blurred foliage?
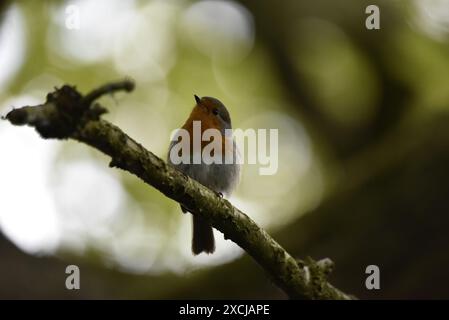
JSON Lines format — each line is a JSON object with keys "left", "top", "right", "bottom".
{"left": 1, "top": 0, "right": 449, "bottom": 298}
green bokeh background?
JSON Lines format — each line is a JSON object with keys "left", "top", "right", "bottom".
{"left": 1, "top": 0, "right": 449, "bottom": 299}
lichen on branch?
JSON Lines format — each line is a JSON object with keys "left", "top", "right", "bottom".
{"left": 3, "top": 80, "right": 353, "bottom": 300}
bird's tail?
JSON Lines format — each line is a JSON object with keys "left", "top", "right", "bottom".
{"left": 192, "top": 214, "right": 215, "bottom": 255}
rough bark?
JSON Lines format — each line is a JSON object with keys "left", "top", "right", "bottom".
{"left": 3, "top": 80, "right": 353, "bottom": 300}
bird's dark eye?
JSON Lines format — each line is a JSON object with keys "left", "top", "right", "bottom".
{"left": 212, "top": 108, "right": 219, "bottom": 116}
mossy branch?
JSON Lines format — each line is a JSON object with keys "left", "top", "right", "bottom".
{"left": 3, "top": 80, "right": 353, "bottom": 300}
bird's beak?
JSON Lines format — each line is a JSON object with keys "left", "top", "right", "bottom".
{"left": 194, "top": 94, "right": 201, "bottom": 105}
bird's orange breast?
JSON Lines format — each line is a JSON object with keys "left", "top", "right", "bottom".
{"left": 181, "top": 106, "right": 228, "bottom": 154}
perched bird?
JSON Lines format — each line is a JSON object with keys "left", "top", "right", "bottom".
{"left": 168, "top": 95, "right": 240, "bottom": 255}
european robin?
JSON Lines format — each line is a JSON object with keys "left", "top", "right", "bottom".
{"left": 168, "top": 95, "right": 240, "bottom": 255}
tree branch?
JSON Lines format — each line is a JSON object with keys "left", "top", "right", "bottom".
{"left": 3, "top": 80, "right": 353, "bottom": 300}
